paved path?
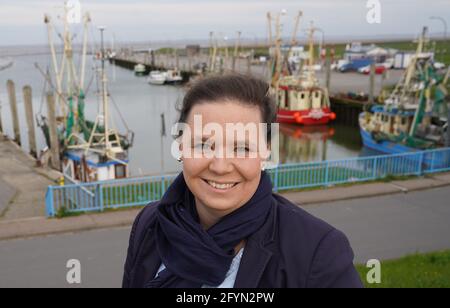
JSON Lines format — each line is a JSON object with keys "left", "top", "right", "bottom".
{"left": 305, "top": 186, "right": 450, "bottom": 263}
{"left": 0, "top": 186, "right": 449, "bottom": 288}
{"left": 0, "top": 136, "right": 58, "bottom": 220}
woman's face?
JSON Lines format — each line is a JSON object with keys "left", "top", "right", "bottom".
{"left": 181, "top": 100, "right": 269, "bottom": 217}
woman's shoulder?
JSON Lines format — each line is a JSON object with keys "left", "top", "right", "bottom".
{"left": 129, "top": 202, "right": 160, "bottom": 245}
{"left": 133, "top": 202, "right": 160, "bottom": 230}
{"left": 271, "top": 193, "right": 354, "bottom": 264}
{"left": 270, "top": 193, "right": 362, "bottom": 287}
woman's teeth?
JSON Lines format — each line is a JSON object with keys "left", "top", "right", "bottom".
{"left": 206, "top": 180, "right": 237, "bottom": 190}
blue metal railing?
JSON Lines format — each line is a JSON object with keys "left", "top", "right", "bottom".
{"left": 45, "top": 147, "right": 450, "bottom": 217}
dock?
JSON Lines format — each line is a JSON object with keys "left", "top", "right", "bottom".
{"left": 0, "top": 135, "right": 60, "bottom": 220}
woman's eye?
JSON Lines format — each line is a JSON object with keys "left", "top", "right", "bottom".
{"left": 194, "top": 143, "right": 213, "bottom": 150}
{"left": 235, "top": 146, "right": 250, "bottom": 153}
{"left": 194, "top": 143, "right": 206, "bottom": 150}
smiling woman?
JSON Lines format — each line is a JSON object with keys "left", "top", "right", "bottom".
{"left": 122, "top": 74, "right": 363, "bottom": 288}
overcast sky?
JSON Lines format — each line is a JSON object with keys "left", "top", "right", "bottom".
{"left": 0, "top": 0, "right": 449, "bottom": 46}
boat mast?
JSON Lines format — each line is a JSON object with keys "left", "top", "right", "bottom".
{"left": 44, "top": 14, "right": 65, "bottom": 118}
{"left": 270, "top": 11, "right": 283, "bottom": 99}
{"left": 402, "top": 27, "right": 427, "bottom": 98}
{"left": 287, "top": 11, "right": 303, "bottom": 64}
{"left": 99, "top": 27, "right": 111, "bottom": 154}
{"left": 307, "top": 22, "right": 316, "bottom": 87}
{"left": 388, "top": 27, "right": 428, "bottom": 108}
{"left": 79, "top": 13, "right": 91, "bottom": 91}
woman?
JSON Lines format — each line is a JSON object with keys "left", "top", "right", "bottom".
{"left": 122, "top": 74, "right": 363, "bottom": 288}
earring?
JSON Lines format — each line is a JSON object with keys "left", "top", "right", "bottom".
{"left": 177, "top": 157, "right": 183, "bottom": 163}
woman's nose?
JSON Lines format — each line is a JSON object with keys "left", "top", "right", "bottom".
{"left": 208, "top": 157, "right": 234, "bottom": 175}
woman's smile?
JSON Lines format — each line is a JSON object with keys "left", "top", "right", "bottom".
{"left": 201, "top": 178, "right": 241, "bottom": 193}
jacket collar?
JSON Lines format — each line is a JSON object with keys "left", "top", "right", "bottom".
{"left": 234, "top": 196, "right": 278, "bottom": 288}
{"left": 132, "top": 196, "right": 278, "bottom": 288}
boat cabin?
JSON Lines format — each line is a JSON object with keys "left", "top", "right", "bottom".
{"left": 278, "top": 86, "right": 327, "bottom": 111}
{"left": 63, "top": 150, "right": 129, "bottom": 183}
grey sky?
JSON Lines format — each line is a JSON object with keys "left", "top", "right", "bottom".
{"left": 0, "top": 0, "right": 449, "bottom": 46}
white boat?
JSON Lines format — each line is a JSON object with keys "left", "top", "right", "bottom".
{"left": 134, "top": 63, "right": 146, "bottom": 75}
{"left": 147, "top": 71, "right": 166, "bottom": 85}
{"left": 165, "top": 69, "right": 183, "bottom": 84}
{"left": 147, "top": 69, "right": 183, "bottom": 85}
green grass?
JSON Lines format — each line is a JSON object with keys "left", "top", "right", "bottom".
{"left": 155, "top": 47, "right": 176, "bottom": 55}
{"left": 356, "top": 250, "right": 450, "bottom": 288}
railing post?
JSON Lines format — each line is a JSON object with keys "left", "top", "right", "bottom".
{"left": 417, "top": 151, "right": 425, "bottom": 175}
{"left": 372, "top": 156, "right": 378, "bottom": 180}
{"left": 324, "top": 161, "right": 329, "bottom": 186}
{"left": 447, "top": 148, "right": 450, "bottom": 170}
{"left": 98, "top": 183, "right": 104, "bottom": 212}
{"left": 45, "top": 186, "right": 55, "bottom": 217}
{"left": 273, "top": 166, "right": 279, "bottom": 193}
{"left": 161, "top": 176, "right": 166, "bottom": 196}
{"left": 430, "top": 150, "right": 436, "bottom": 173}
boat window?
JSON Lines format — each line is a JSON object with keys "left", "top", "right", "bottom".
{"left": 286, "top": 90, "right": 290, "bottom": 109}
{"left": 115, "top": 165, "right": 126, "bottom": 179}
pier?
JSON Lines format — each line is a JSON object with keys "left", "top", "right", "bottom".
{"left": 0, "top": 135, "right": 59, "bottom": 220}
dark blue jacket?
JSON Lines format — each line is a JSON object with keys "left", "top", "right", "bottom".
{"left": 122, "top": 193, "right": 363, "bottom": 288}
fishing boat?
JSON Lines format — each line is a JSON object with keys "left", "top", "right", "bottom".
{"left": 134, "top": 63, "right": 147, "bottom": 76}
{"left": 268, "top": 13, "right": 336, "bottom": 126}
{"left": 147, "top": 69, "right": 183, "bottom": 85}
{"left": 359, "top": 27, "right": 449, "bottom": 166}
{"left": 37, "top": 2, "right": 134, "bottom": 182}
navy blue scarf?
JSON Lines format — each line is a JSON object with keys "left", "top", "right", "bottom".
{"left": 146, "top": 171, "right": 273, "bottom": 288}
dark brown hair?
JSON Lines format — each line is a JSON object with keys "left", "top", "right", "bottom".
{"left": 176, "top": 74, "right": 277, "bottom": 139}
